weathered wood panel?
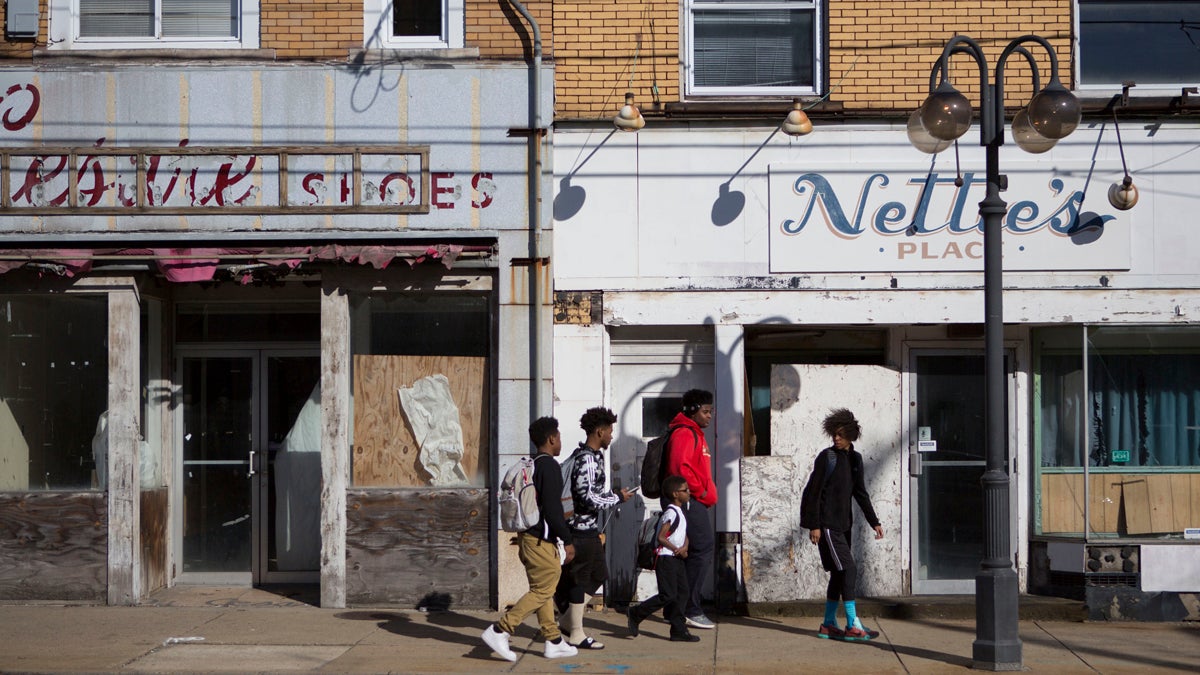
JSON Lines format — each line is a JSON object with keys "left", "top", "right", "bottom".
{"left": 139, "top": 488, "right": 168, "bottom": 595}
{"left": 345, "top": 489, "right": 488, "bottom": 608}
{"left": 0, "top": 493, "right": 106, "bottom": 601}
{"left": 321, "top": 278, "right": 350, "bottom": 609}
{"left": 1042, "top": 472, "right": 1200, "bottom": 535}
{"left": 108, "top": 288, "right": 140, "bottom": 605}
{"left": 1041, "top": 473, "right": 1084, "bottom": 534}
{"left": 352, "top": 355, "right": 487, "bottom": 487}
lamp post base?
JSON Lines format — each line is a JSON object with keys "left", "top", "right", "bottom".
{"left": 972, "top": 567, "right": 1022, "bottom": 671}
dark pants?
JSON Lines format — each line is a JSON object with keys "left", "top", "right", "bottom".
{"left": 555, "top": 533, "right": 607, "bottom": 604}
{"left": 683, "top": 500, "right": 714, "bottom": 618}
{"left": 818, "top": 528, "right": 857, "bottom": 602}
{"left": 631, "top": 555, "right": 689, "bottom": 637}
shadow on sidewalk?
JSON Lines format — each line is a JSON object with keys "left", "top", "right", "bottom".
{"left": 334, "top": 609, "right": 507, "bottom": 662}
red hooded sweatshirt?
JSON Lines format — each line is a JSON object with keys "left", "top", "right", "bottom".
{"left": 664, "top": 411, "right": 717, "bottom": 507}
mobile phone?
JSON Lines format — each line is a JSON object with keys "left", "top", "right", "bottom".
{"left": 627, "top": 486, "right": 640, "bottom": 493}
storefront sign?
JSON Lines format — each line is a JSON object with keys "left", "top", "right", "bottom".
{"left": 768, "top": 163, "right": 1132, "bottom": 272}
{"left": 0, "top": 144, "right": 436, "bottom": 215}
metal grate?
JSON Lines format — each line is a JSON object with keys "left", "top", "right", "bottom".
{"left": 1085, "top": 573, "right": 1139, "bottom": 588}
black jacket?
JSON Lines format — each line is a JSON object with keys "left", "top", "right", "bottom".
{"left": 527, "top": 453, "right": 573, "bottom": 545}
{"left": 800, "top": 445, "right": 880, "bottom": 532}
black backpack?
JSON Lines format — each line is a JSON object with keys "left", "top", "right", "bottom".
{"left": 636, "top": 507, "right": 681, "bottom": 570}
{"left": 640, "top": 426, "right": 697, "bottom": 499}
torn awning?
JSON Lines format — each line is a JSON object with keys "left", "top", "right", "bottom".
{"left": 0, "top": 243, "right": 488, "bottom": 282}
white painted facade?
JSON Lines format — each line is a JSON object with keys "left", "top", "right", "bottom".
{"left": 551, "top": 119, "right": 1200, "bottom": 611}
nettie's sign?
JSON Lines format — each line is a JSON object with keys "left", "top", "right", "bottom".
{"left": 768, "top": 163, "right": 1131, "bottom": 272}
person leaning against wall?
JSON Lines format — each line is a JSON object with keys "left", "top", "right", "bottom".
{"left": 664, "top": 388, "right": 717, "bottom": 630}
{"left": 481, "top": 417, "right": 579, "bottom": 662}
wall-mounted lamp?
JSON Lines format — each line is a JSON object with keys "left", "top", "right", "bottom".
{"left": 1107, "top": 102, "right": 1138, "bottom": 210}
{"left": 613, "top": 92, "right": 645, "bottom": 132}
{"left": 781, "top": 98, "right": 813, "bottom": 136}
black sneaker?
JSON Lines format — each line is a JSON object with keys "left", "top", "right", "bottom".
{"left": 626, "top": 607, "right": 641, "bottom": 638}
{"left": 670, "top": 631, "right": 701, "bottom": 642}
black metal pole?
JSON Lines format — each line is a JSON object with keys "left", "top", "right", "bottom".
{"left": 973, "top": 78, "right": 1022, "bottom": 671}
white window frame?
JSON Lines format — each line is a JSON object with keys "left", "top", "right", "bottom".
{"left": 364, "top": 0, "right": 464, "bottom": 51}
{"left": 1074, "top": 0, "right": 1200, "bottom": 95}
{"left": 684, "top": 0, "right": 822, "bottom": 98}
{"left": 47, "top": 0, "right": 261, "bottom": 50}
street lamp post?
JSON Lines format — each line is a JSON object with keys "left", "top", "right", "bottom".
{"left": 907, "top": 36, "right": 1081, "bottom": 672}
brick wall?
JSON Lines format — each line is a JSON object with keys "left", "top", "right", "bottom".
{"left": 261, "top": 1, "right": 362, "bottom": 59}
{"left": 469, "top": 0, "right": 551, "bottom": 60}
{"left": 549, "top": 0, "right": 1075, "bottom": 120}
{"left": 552, "top": 0, "right": 678, "bottom": 121}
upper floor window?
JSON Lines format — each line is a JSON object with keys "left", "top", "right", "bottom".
{"left": 48, "top": 0, "right": 260, "bottom": 49}
{"left": 364, "top": 0, "right": 464, "bottom": 50}
{"left": 1078, "top": 0, "right": 1200, "bottom": 89}
{"left": 685, "top": 0, "right": 821, "bottom": 97}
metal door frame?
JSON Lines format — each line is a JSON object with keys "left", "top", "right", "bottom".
{"left": 173, "top": 344, "right": 319, "bottom": 586}
{"left": 906, "top": 346, "right": 1018, "bottom": 594}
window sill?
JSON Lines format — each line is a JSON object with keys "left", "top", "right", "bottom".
{"left": 32, "top": 48, "right": 278, "bottom": 61}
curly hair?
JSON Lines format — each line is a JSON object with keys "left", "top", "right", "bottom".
{"left": 529, "top": 416, "right": 559, "bottom": 448}
{"left": 579, "top": 406, "right": 618, "bottom": 435}
{"left": 822, "top": 408, "right": 860, "bottom": 442}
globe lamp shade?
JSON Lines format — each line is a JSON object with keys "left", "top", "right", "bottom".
{"left": 1011, "top": 109, "right": 1057, "bottom": 154}
{"left": 1026, "top": 82, "right": 1081, "bottom": 140}
{"left": 919, "top": 82, "right": 973, "bottom": 141}
{"left": 907, "top": 108, "right": 952, "bottom": 154}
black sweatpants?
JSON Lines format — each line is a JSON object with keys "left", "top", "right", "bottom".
{"left": 683, "top": 500, "right": 714, "bottom": 618}
{"left": 631, "top": 555, "right": 689, "bottom": 637}
{"left": 817, "top": 527, "right": 858, "bottom": 602}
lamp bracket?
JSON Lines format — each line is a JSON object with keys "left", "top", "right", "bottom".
{"left": 1120, "top": 81, "right": 1136, "bottom": 108}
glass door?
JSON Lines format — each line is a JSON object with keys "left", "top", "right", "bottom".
{"left": 909, "top": 350, "right": 1015, "bottom": 593}
{"left": 180, "top": 354, "right": 256, "bottom": 583}
{"left": 177, "top": 349, "right": 320, "bottom": 584}
{"left": 259, "top": 351, "right": 321, "bottom": 583}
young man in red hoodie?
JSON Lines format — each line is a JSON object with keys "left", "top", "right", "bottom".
{"left": 664, "top": 388, "right": 717, "bottom": 630}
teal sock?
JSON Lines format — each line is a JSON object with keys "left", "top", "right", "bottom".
{"left": 844, "top": 601, "right": 858, "bottom": 629}
{"left": 824, "top": 601, "right": 838, "bottom": 626}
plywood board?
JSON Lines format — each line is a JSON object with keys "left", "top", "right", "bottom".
{"left": 352, "top": 355, "right": 487, "bottom": 487}
{"left": 1148, "top": 474, "right": 1177, "bottom": 534}
{"left": 345, "top": 489, "right": 488, "bottom": 607}
{"left": 1089, "top": 473, "right": 1122, "bottom": 535}
{"left": 1041, "top": 473, "right": 1084, "bottom": 534}
{"left": 0, "top": 493, "right": 106, "bottom": 601}
{"left": 1122, "top": 476, "right": 1153, "bottom": 535}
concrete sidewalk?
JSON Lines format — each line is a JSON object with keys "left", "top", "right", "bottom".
{"left": 1, "top": 589, "right": 1197, "bottom": 673}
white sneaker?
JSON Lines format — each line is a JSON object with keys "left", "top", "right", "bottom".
{"left": 544, "top": 639, "right": 578, "bottom": 659}
{"left": 481, "top": 625, "right": 517, "bottom": 662}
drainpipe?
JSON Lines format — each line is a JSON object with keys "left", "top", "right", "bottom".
{"left": 506, "top": 0, "right": 544, "bottom": 418}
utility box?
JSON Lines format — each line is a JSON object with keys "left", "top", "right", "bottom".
{"left": 6, "top": 0, "right": 39, "bottom": 39}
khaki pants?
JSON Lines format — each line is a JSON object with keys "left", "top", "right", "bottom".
{"left": 498, "top": 532, "right": 562, "bottom": 640}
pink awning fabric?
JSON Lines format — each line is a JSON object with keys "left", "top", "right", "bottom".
{"left": 0, "top": 243, "right": 474, "bottom": 282}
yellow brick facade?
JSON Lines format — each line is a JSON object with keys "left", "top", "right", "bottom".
{"left": 0, "top": 1, "right": 1073, "bottom": 115}
{"left": 549, "top": 0, "right": 1075, "bottom": 120}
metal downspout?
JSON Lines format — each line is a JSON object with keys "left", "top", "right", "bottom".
{"left": 506, "top": 0, "right": 544, "bottom": 418}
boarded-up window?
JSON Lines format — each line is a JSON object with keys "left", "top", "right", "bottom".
{"left": 350, "top": 294, "right": 489, "bottom": 487}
